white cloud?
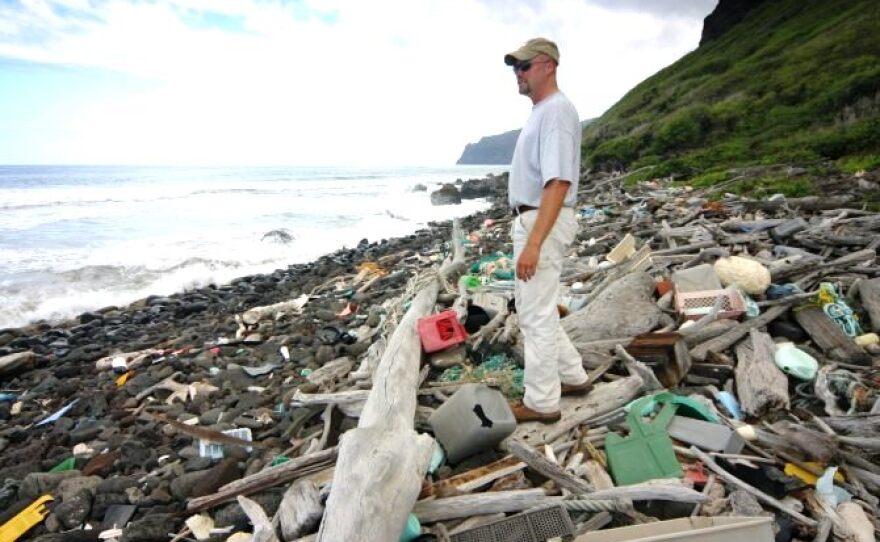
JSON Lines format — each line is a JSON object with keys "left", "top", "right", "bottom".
{"left": 0, "top": 0, "right": 714, "bottom": 165}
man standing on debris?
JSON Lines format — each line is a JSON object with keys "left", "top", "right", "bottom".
{"left": 504, "top": 38, "right": 591, "bottom": 423}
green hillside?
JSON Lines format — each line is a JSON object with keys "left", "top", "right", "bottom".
{"left": 582, "top": 0, "right": 880, "bottom": 185}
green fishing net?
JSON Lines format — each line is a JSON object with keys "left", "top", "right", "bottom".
{"left": 439, "top": 353, "right": 524, "bottom": 399}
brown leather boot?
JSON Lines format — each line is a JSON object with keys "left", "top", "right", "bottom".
{"left": 510, "top": 402, "right": 561, "bottom": 424}
{"left": 561, "top": 379, "right": 593, "bottom": 396}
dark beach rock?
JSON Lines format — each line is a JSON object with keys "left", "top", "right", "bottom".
{"left": 412, "top": 183, "right": 427, "bottom": 191}
{"left": 189, "top": 458, "right": 240, "bottom": 497}
{"left": 97, "top": 477, "right": 138, "bottom": 495}
{"left": 79, "top": 312, "right": 104, "bottom": 325}
{"left": 70, "top": 420, "right": 104, "bottom": 444}
{"left": 169, "top": 470, "right": 209, "bottom": 500}
{"left": 430, "top": 183, "right": 462, "bottom": 206}
{"left": 19, "top": 471, "right": 82, "bottom": 500}
{"left": 262, "top": 229, "right": 295, "bottom": 243}
{"left": 33, "top": 532, "right": 99, "bottom": 542}
{"left": 57, "top": 475, "right": 101, "bottom": 501}
{"left": 55, "top": 489, "right": 92, "bottom": 528}
{"left": 120, "top": 514, "right": 178, "bottom": 542}
{"left": 119, "top": 440, "right": 157, "bottom": 469}
{"left": 460, "top": 177, "right": 503, "bottom": 199}
{"left": 91, "top": 493, "right": 130, "bottom": 520}
{"left": 213, "top": 489, "right": 284, "bottom": 528}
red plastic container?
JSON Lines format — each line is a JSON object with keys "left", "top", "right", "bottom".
{"left": 417, "top": 310, "right": 468, "bottom": 353}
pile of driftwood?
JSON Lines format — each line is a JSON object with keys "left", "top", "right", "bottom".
{"left": 157, "top": 171, "right": 880, "bottom": 541}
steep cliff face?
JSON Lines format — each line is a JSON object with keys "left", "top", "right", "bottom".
{"left": 457, "top": 120, "right": 594, "bottom": 165}
{"left": 700, "top": 0, "right": 767, "bottom": 45}
{"left": 582, "top": 0, "right": 880, "bottom": 178}
{"left": 456, "top": 128, "right": 520, "bottom": 165}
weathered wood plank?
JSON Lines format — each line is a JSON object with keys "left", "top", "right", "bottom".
{"left": 508, "top": 439, "right": 593, "bottom": 494}
{"left": 735, "top": 329, "right": 789, "bottom": 417}
{"left": 860, "top": 278, "right": 880, "bottom": 332}
{"left": 316, "top": 220, "right": 465, "bottom": 542}
{"left": 690, "top": 304, "right": 790, "bottom": 362}
{"left": 793, "top": 305, "right": 870, "bottom": 364}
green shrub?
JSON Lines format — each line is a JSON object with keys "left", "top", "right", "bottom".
{"left": 580, "top": 0, "right": 880, "bottom": 177}
{"left": 687, "top": 171, "right": 728, "bottom": 188}
{"left": 837, "top": 154, "right": 880, "bottom": 173}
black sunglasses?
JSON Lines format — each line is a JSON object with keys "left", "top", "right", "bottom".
{"left": 512, "top": 59, "right": 552, "bottom": 73}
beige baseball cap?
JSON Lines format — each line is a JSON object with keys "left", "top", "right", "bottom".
{"left": 504, "top": 37, "right": 560, "bottom": 66}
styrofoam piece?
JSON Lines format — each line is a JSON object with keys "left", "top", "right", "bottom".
{"left": 606, "top": 234, "right": 636, "bottom": 264}
{"left": 671, "top": 264, "right": 723, "bottom": 293}
{"left": 198, "top": 427, "right": 253, "bottom": 459}
{"left": 667, "top": 416, "right": 745, "bottom": 454}
{"left": 574, "top": 516, "right": 773, "bottom": 542}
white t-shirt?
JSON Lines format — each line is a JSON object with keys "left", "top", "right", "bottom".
{"left": 508, "top": 91, "right": 581, "bottom": 208}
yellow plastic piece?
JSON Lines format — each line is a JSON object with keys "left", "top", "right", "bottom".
{"left": 115, "top": 371, "right": 132, "bottom": 387}
{"left": 784, "top": 463, "right": 845, "bottom": 485}
{"left": 0, "top": 495, "right": 54, "bottom": 542}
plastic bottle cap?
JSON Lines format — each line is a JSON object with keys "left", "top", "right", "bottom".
{"left": 736, "top": 424, "right": 757, "bottom": 441}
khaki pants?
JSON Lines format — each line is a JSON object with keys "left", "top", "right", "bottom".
{"left": 513, "top": 207, "right": 587, "bottom": 413}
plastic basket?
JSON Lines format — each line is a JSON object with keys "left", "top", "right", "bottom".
{"left": 451, "top": 505, "right": 573, "bottom": 542}
{"left": 674, "top": 289, "right": 746, "bottom": 321}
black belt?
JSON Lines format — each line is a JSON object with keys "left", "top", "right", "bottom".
{"left": 511, "top": 204, "right": 538, "bottom": 216}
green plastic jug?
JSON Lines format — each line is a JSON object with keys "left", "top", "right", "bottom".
{"left": 606, "top": 395, "right": 683, "bottom": 486}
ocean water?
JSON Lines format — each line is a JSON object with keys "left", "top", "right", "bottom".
{"left": 0, "top": 165, "right": 506, "bottom": 329}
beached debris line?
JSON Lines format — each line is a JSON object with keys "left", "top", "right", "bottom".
{"left": 1, "top": 167, "right": 880, "bottom": 541}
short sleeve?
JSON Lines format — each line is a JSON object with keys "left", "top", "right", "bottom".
{"left": 540, "top": 127, "right": 577, "bottom": 185}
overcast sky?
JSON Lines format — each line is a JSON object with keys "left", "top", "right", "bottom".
{"left": 0, "top": 0, "right": 717, "bottom": 166}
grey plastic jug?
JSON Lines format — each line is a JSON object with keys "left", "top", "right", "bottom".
{"left": 428, "top": 383, "right": 516, "bottom": 463}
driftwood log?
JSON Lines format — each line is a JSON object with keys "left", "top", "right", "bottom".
{"left": 507, "top": 439, "right": 593, "bottom": 494}
{"left": 860, "top": 278, "right": 880, "bottom": 332}
{"left": 734, "top": 329, "right": 789, "bottom": 417}
{"left": 187, "top": 447, "right": 338, "bottom": 511}
{"left": 0, "top": 350, "right": 36, "bottom": 377}
{"left": 413, "top": 489, "right": 555, "bottom": 523}
{"left": 277, "top": 481, "right": 322, "bottom": 541}
{"left": 691, "top": 447, "right": 817, "bottom": 527}
{"left": 690, "top": 304, "right": 791, "bottom": 361}
{"left": 316, "top": 221, "right": 465, "bottom": 542}
{"left": 562, "top": 272, "right": 662, "bottom": 347}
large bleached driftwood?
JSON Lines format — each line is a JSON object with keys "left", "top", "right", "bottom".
{"left": 316, "top": 220, "right": 465, "bottom": 542}
{"left": 735, "top": 329, "right": 790, "bottom": 417}
{"left": 562, "top": 272, "right": 662, "bottom": 347}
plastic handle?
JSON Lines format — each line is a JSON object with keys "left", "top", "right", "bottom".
{"left": 472, "top": 405, "right": 493, "bottom": 428}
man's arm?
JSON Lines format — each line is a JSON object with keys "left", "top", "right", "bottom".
{"left": 516, "top": 179, "right": 570, "bottom": 281}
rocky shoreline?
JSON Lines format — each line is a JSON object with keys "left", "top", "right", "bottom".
{"left": 0, "top": 173, "right": 510, "bottom": 541}
{"left": 3, "top": 166, "right": 880, "bottom": 541}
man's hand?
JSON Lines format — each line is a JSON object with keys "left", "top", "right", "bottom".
{"left": 517, "top": 244, "right": 540, "bottom": 281}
